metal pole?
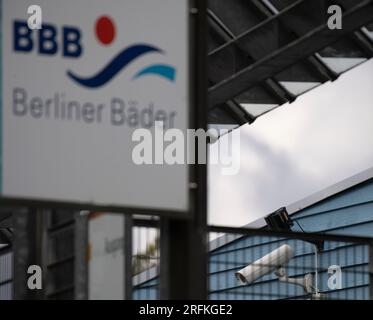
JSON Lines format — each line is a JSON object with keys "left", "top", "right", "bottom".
{"left": 314, "top": 245, "right": 319, "bottom": 295}
{"left": 13, "top": 208, "right": 45, "bottom": 300}
{"left": 369, "top": 240, "right": 373, "bottom": 300}
{"left": 160, "top": 0, "right": 207, "bottom": 300}
{"left": 124, "top": 215, "right": 133, "bottom": 300}
{"left": 74, "top": 211, "right": 88, "bottom": 300}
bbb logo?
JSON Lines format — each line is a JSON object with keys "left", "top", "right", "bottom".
{"left": 13, "top": 16, "right": 176, "bottom": 88}
{"left": 13, "top": 20, "right": 82, "bottom": 57}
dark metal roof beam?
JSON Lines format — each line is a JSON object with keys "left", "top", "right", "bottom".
{"left": 207, "top": 9, "right": 235, "bottom": 40}
{"left": 208, "top": 5, "right": 295, "bottom": 108}
{"left": 209, "top": 0, "right": 305, "bottom": 58}
{"left": 223, "top": 100, "right": 256, "bottom": 124}
{"left": 255, "top": 0, "right": 338, "bottom": 81}
{"left": 351, "top": 31, "right": 373, "bottom": 57}
{"left": 207, "top": 9, "right": 262, "bottom": 122}
{"left": 209, "top": 0, "right": 373, "bottom": 107}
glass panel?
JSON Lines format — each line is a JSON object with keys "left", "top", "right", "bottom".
{"left": 318, "top": 57, "right": 367, "bottom": 74}
{"left": 240, "top": 103, "right": 278, "bottom": 117}
{"left": 317, "top": 38, "right": 368, "bottom": 74}
{"left": 279, "top": 81, "right": 320, "bottom": 96}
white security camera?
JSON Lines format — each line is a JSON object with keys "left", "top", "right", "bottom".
{"left": 235, "top": 244, "right": 294, "bottom": 285}
{"left": 235, "top": 244, "right": 314, "bottom": 295}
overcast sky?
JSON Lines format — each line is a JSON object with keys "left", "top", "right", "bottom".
{"left": 208, "top": 59, "right": 373, "bottom": 227}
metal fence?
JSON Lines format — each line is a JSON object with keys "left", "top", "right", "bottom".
{"left": 2, "top": 211, "right": 373, "bottom": 300}
{"left": 0, "top": 244, "right": 12, "bottom": 300}
{"left": 44, "top": 210, "right": 76, "bottom": 299}
{"left": 131, "top": 223, "right": 373, "bottom": 300}
{"left": 132, "top": 219, "right": 160, "bottom": 300}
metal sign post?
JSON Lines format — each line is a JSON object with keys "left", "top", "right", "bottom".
{"left": 12, "top": 208, "right": 45, "bottom": 300}
{"left": 160, "top": 0, "right": 208, "bottom": 299}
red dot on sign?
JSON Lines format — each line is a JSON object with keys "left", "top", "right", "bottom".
{"left": 95, "top": 16, "right": 116, "bottom": 45}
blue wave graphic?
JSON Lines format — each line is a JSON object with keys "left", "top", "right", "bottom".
{"left": 133, "top": 64, "right": 176, "bottom": 82}
{"left": 67, "top": 44, "right": 162, "bottom": 88}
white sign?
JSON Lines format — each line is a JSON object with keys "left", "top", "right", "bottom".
{"left": 88, "top": 213, "right": 124, "bottom": 300}
{"left": 1, "top": 0, "right": 190, "bottom": 212}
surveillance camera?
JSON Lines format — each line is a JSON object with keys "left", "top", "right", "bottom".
{"left": 235, "top": 244, "right": 294, "bottom": 285}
